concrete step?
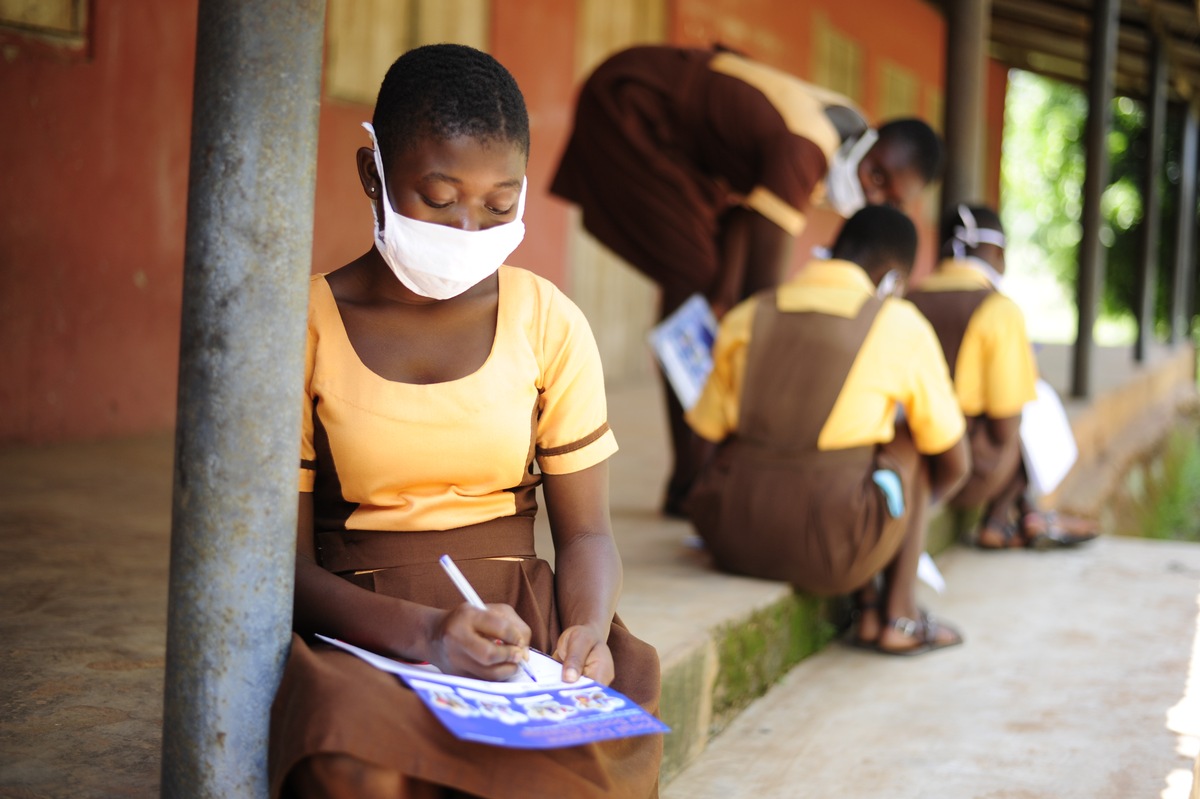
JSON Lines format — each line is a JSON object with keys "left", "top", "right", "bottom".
{"left": 661, "top": 536, "right": 1200, "bottom": 799}
{"left": 539, "top": 381, "right": 962, "bottom": 783}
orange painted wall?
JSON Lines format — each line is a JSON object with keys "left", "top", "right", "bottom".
{"left": 1, "top": 0, "right": 980, "bottom": 444}
{"left": 0, "top": 1, "right": 195, "bottom": 444}
{"left": 0, "top": 0, "right": 581, "bottom": 445}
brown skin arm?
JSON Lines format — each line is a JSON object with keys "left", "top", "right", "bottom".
{"left": 985, "top": 414, "right": 1022, "bottom": 449}
{"left": 927, "top": 435, "right": 971, "bottom": 504}
{"left": 710, "top": 208, "right": 794, "bottom": 316}
{"left": 292, "top": 493, "right": 532, "bottom": 680}
{"left": 542, "top": 461, "right": 621, "bottom": 686}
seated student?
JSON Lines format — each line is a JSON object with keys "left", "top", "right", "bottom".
{"left": 550, "top": 43, "right": 946, "bottom": 518}
{"left": 905, "top": 205, "right": 1097, "bottom": 549}
{"left": 269, "top": 45, "right": 662, "bottom": 798}
{"left": 684, "top": 206, "right": 970, "bottom": 655}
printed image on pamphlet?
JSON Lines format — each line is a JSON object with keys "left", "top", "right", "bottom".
{"left": 316, "top": 635, "right": 669, "bottom": 750}
{"left": 648, "top": 293, "right": 718, "bottom": 411}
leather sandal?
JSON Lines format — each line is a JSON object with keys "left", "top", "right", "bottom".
{"left": 1022, "top": 511, "right": 1098, "bottom": 549}
{"left": 875, "top": 611, "right": 964, "bottom": 657}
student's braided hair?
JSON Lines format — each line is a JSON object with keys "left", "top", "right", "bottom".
{"left": 877, "top": 118, "right": 944, "bottom": 183}
{"left": 831, "top": 205, "right": 918, "bottom": 275}
{"left": 372, "top": 44, "right": 530, "bottom": 168}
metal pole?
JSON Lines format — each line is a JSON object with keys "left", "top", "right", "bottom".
{"left": 161, "top": 1, "right": 326, "bottom": 797}
{"left": 941, "top": 0, "right": 992, "bottom": 208}
{"left": 1135, "top": 37, "right": 1167, "bottom": 362}
{"left": 1170, "top": 103, "right": 1198, "bottom": 344}
{"left": 1072, "top": 0, "right": 1120, "bottom": 398}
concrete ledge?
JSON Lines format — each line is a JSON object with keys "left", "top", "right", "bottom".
{"left": 3, "top": 346, "right": 1195, "bottom": 793}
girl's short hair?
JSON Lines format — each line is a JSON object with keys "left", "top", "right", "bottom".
{"left": 372, "top": 44, "right": 530, "bottom": 168}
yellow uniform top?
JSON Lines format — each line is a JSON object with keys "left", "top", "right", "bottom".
{"left": 299, "top": 266, "right": 618, "bottom": 532}
{"left": 918, "top": 260, "right": 1039, "bottom": 418}
{"left": 686, "top": 259, "right": 965, "bottom": 456}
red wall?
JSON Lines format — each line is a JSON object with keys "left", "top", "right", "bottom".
{"left": 1, "top": 0, "right": 974, "bottom": 444}
{"left": 0, "top": 0, "right": 583, "bottom": 445}
{"left": 0, "top": 1, "right": 196, "bottom": 444}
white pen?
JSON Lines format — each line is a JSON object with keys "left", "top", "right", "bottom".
{"left": 438, "top": 554, "right": 537, "bottom": 682}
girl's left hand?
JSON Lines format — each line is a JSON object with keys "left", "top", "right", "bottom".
{"left": 553, "top": 624, "right": 614, "bottom": 686}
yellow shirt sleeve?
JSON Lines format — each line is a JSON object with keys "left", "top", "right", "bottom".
{"left": 299, "top": 285, "right": 319, "bottom": 493}
{"left": 955, "top": 294, "right": 1039, "bottom": 419}
{"left": 685, "top": 297, "right": 758, "bottom": 442}
{"left": 534, "top": 284, "right": 619, "bottom": 475}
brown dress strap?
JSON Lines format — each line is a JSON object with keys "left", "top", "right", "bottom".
{"left": 315, "top": 516, "right": 536, "bottom": 576}
{"left": 737, "top": 290, "right": 884, "bottom": 456}
{"left": 906, "top": 288, "right": 992, "bottom": 380}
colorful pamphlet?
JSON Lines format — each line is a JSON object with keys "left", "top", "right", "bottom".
{"left": 315, "top": 634, "right": 669, "bottom": 750}
{"left": 648, "top": 293, "right": 718, "bottom": 411}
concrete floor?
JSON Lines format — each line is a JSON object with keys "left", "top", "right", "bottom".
{"left": 3, "top": 374, "right": 1200, "bottom": 797}
{"left": 663, "top": 536, "right": 1200, "bottom": 799}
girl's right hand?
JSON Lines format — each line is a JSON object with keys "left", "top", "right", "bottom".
{"left": 429, "top": 602, "right": 532, "bottom": 680}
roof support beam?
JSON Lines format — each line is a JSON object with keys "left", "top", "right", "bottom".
{"left": 1073, "top": 0, "right": 1121, "bottom": 398}
{"left": 943, "top": 0, "right": 993, "bottom": 208}
{"left": 1136, "top": 36, "right": 1169, "bottom": 360}
{"left": 1170, "top": 102, "right": 1199, "bottom": 343}
{"left": 160, "top": 0, "right": 326, "bottom": 795}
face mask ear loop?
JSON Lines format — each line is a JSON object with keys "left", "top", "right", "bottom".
{"left": 952, "top": 204, "right": 980, "bottom": 260}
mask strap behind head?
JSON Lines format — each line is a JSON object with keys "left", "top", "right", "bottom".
{"left": 951, "top": 203, "right": 1006, "bottom": 260}
{"left": 841, "top": 128, "right": 880, "bottom": 164}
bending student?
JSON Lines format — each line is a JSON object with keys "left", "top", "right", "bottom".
{"left": 684, "top": 206, "right": 970, "bottom": 656}
{"left": 270, "top": 45, "right": 662, "bottom": 798}
{"left": 906, "top": 204, "right": 1097, "bottom": 549}
{"left": 551, "top": 44, "right": 945, "bottom": 516}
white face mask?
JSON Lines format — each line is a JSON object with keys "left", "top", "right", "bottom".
{"left": 825, "top": 129, "right": 879, "bottom": 217}
{"left": 363, "top": 122, "right": 526, "bottom": 300}
{"left": 876, "top": 269, "right": 903, "bottom": 298}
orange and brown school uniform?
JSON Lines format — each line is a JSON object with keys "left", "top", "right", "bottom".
{"left": 684, "top": 259, "right": 965, "bottom": 595}
{"left": 269, "top": 267, "right": 662, "bottom": 799}
{"left": 550, "top": 45, "right": 864, "bottom": 302}
{"left": 905, "top": 259, "right": 1038, "bottom": 507}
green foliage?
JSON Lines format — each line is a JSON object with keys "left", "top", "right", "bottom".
{"left": 1000, "top": 70, "right": 1192, "bottom": 331}
{"left": 1123, "top": 423, "right": 1200, "bottom": 542}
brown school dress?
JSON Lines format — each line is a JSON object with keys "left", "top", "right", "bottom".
{"left": 270, "top": 518, "right": 662, "bottom": 799}
{"left": 271, "top": 270, "right": 662, "bottom": 798}
{"left": 906, "top": 285, "right": 1021, "bottom": 507}
{"left": 686, "top": 293, "right": 921, "bottom": 596}
{"left": 550, "top": 46, "right": 840, "bottom": 302}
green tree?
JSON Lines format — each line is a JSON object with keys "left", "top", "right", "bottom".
{"left": 1001, "top": 69, "right": 1194, "bottom": 334}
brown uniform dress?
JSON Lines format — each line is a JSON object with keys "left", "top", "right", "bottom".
{"left": 906, "top": 284, "right": 1023, "bottom": 508}
{"left": 686, "top": 293, "right": 921, "bottom": 595}
{"left": 550, "top": 45, "right": 856, "bottom": 302}
{"left": 270, "top": 271, "right": 662, "bottom": 798}
{"left": 271, "top": 519, "right": 661, "bottom": 799}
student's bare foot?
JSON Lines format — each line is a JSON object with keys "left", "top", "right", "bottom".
{"left": 849, "top": 582, "right": 884, "bottom": 646}
{"left": 875, "top": 612, "right": 962, "bottom": 656}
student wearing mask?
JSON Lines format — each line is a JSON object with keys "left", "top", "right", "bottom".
{"left": 906, "top": 205, "right": 1098, "bottom": 549}
{"left": 270, "top": 45, "right": 662, "bottom": 798}
{"left": 684, "top": 206, "right": 969, "bottom": 656}
{"left": 550, "top": 44, "right": 945, "bottom": 517}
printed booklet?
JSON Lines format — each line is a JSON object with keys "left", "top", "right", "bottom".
{"left": 648, "top": 293, "right": 718, "bottom": 411}
{"left": 315, "top": 634, "right": 669, "bottom": 750}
